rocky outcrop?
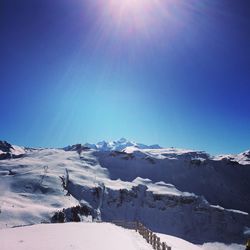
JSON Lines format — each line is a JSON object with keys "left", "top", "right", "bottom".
{"left": 0, "top": 140, "right": 25, "bottom": 160}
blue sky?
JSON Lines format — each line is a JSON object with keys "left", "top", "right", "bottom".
{"left": 1, "top": 0, "right": 250, "bottom": 155}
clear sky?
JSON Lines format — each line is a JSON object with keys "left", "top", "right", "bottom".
{"left": 1, "top": 0, "right": 250, "bottom": 155}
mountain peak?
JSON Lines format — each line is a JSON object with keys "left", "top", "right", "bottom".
{"left": 83, "top": 138, "right": 162, "bottom": 152}
{"left": 117, "top": 137, "right": 128, "bottom": 143}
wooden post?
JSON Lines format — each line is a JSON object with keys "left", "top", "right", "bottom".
{"left": 157, "top": 237, "right": 160, "bottom": 250}
{"left": 133, "top": 221, "right": 171, "bottom": 250}
{"left": 162, "top": 242, "right": 166, "bottom": 250}
{"left": 153, "top": 234, "right": 156, "bottom": 249}
{"left": 146, "top": 229, "right": 149, "bottom": 243}
{"left": 149, "top": 231, "right": 153, "bottom": 245}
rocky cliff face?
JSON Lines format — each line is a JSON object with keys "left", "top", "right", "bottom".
{"left": 96, "top": 149, "right": 250, "bottom": 214}
{"left": 65, "top": 181, "right": 250, "bottom": 244}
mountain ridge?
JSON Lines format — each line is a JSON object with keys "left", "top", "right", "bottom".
{"left": 0, "top": 139, "right": 250, "bottom": 243}
{"left": 82, "top": 138, "right": 162, "bottom": 151}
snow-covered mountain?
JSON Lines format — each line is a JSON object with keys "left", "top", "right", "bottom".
{"left": 96, "top": 146, "right": 250, "bottom": 214}
{"left": 214, "top": 150, "right": 250, "bottom": 165}
{"left": 0, "top": 140, "right": 25, "bottom": 160}
{"left": 0, "top": 140, "right": 250, "bottom": 244}
{"left": 80, "top": 138, "right": 162, "bottom": 151}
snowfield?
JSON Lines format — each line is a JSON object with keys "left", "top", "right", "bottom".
{"left": 1, "top": 222, "right": 153, "bottom": 250}
{"left": 0, "top": 222, "right": 244, "bottom": 250}
{"left": 0, "top": 138, "right": 250, "bottom": 246}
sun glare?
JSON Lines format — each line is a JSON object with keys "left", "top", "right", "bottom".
{"left": 101, "top": 0, "right": 183, "bottom": 38}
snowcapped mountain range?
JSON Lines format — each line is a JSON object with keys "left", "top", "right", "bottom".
{"left": 0, "top": 139, "right": 250, "bottom": 244}
{"left": 83, "top": 138, "right": 162, "bottom": 151}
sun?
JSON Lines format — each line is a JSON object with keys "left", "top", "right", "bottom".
{"left": 92, "top": 0, "right": 185, "bottom": 43}
{"left": 103, "top": 0, "right": 163, "bottom": 34}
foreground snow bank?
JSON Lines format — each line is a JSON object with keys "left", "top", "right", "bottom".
{"left": 0, "top": 222, "right": 245, "bottom": 250}
{"left": 158, "top": 233, "right": 202, "bottom": 250}
{"left": 201, "top": 242, "right": 244, "bottom": 250}
{"left": 158, "top": 233, "right": 244, "bottom": 250}
{"left": 1, "top": 222, "right": 152, "bottom": 250}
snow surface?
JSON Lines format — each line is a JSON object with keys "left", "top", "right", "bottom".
{"left": 1, "top": 140, "right": 250, "bottom": 244}
{"left": 214, "top": 150, "right": 250, "bottom": 165}
{"left": 1, "top": 148, "right": 197, "bottom": 228}
{"left": 133, "top": 177, "right": 194, "bottom": 196}
{"left": 123, "top": 146, "right": 210, "bottom": 160}
{"left": 201, "top": 242, "right": 244, "bottom": 250}
{"left": 0, "top": 222, "right": 153, "bottom": 250}
{"left": 10, "top": 145, "right": 25, "bottom": 156}
{"left": 158, "top": 233, "right": 244, "bottom": 250}
{"left": 0, "top": 222, "right": 244, "bottom": 250}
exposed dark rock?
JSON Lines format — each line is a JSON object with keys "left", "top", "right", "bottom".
{"left": 63, "top": 144, "right": 90, "bottom": 152}
{"left": 0, "top": 152, "right": 11, "bottom": 160}
{"left": 0, "top": 140, "right": 25, "bottom": 160}
{"left": 0, "top": 141, "right": 13, "bottom": 152}
{"left": 51, "top": 205, "right": 94, "bottom": 223}
{"left": 51, "top": 211, "right": 65, "bottom": 223}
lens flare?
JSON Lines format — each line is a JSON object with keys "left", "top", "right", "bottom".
{"left": 96, "top": 0, "right": 188, "bottom": 40}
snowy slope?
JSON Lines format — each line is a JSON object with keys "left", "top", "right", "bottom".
{"left": 0, "top": 140, "right": 250, "bottom": 244}
{"left": 1, "top": 222, "right": 152, "bottom": 250}
{"left": 158, "top": 233, "right": 244, "bottom": 250}
{"left": 0, "top": 222, "right": 244, "bottom": 250}
{"left": 214, "top": 150, "right": 250, "bottom": 165}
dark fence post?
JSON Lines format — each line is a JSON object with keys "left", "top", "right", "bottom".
{"left": 146, "top": 228, "right": 149, "bottom": 243}
{"left": 149, "top": 231, "right": 153, "bottom": 245}
{"left": 153, "top": 234, "right": 157, "bottom": 249}
{"left": 112, "top": 220, "right": 171, "bottom": 250}
{"left": 162, "top": 242, "right": 166, "bottom": 250}
{"left": 157, "top": 237, "right": 160, "bottom": 250}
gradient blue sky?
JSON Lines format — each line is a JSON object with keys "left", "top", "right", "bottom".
{"left": 1, "top": 0, "right": 250, "bottom": 155}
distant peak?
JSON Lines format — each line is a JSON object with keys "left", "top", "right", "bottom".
{"left": 0, "top": 140, "right": 14, "bottom": 152}
{"left": 81, "top": 138, "right": 162, "bottom": 152}
{"left": 117, "top": 137, "right": 128, "bottom": 143}
{"left": 242, "top": 150, "right": 250, "bottom": 157}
